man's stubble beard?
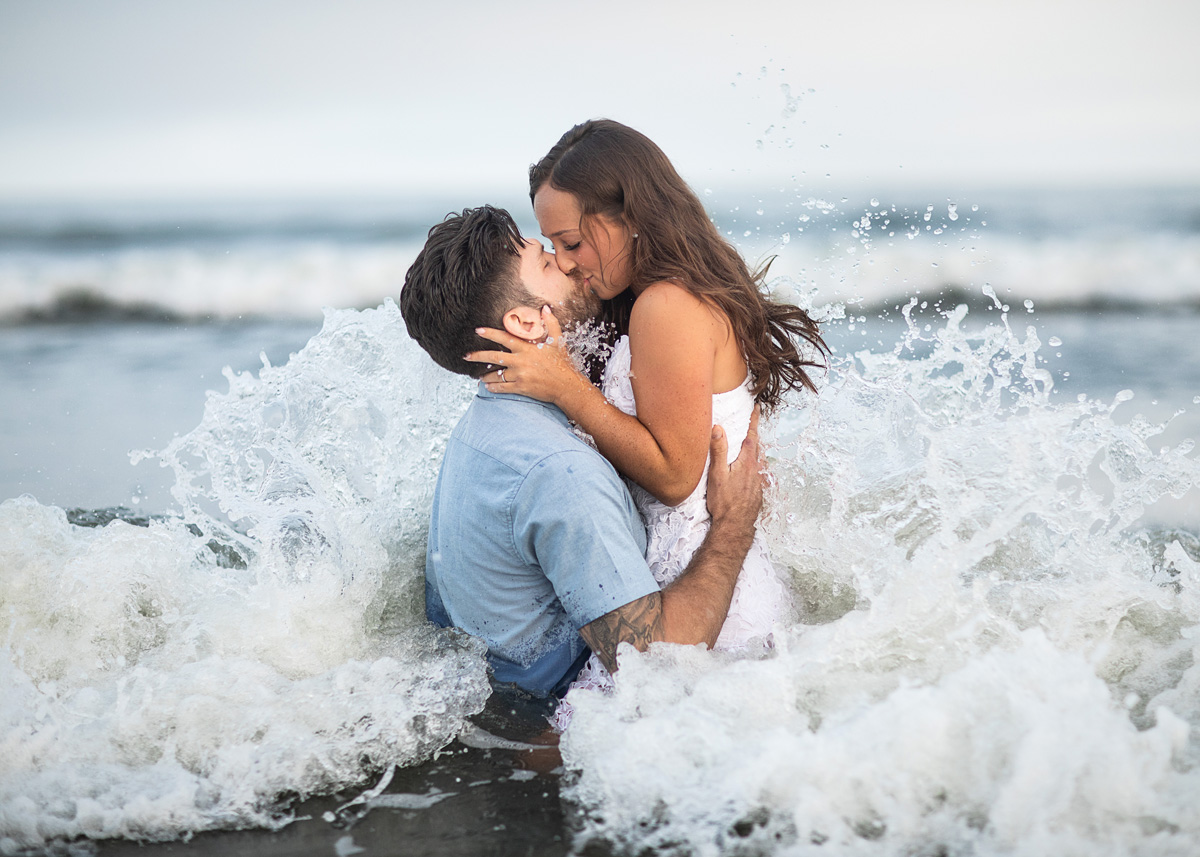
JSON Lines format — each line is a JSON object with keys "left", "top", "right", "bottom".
{"left": 556, "top": 273, "right": 603, "bottom": 331}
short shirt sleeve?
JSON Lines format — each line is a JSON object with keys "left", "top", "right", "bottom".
{"left": 512, "top": 449, "right": 658, "bottom": 629}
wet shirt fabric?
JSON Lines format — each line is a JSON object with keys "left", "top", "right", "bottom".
{"left": 425, "top": 384, "right": 658, "bottom": 697}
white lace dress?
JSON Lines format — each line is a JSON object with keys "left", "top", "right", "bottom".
{"left": 551, "top": 336, "right": 789, "bottom": 729}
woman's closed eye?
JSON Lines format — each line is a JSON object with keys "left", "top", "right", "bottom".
{"left": 562, "top": 241, "right": 581, "bottom": 252}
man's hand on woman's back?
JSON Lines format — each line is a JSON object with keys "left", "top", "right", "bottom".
{"left": 705, "top": 407, "right": 765, "bottom": 534}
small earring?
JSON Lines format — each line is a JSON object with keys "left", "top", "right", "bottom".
{"left": 632, "top": 232, "right": 639, "bottom": 239}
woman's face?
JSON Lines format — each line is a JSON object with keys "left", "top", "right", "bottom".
{"left": 533, "top": 184, "right": 633, "bottom": 301}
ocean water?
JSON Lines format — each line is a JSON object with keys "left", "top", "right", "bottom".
{"left": 1, "top": 187, "right": 1199, "bottom": 855}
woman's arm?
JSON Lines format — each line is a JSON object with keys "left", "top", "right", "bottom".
{"left": 466, "top": 282, "right": 723, "bottom": 506}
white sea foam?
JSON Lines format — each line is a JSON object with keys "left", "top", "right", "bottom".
{"left": 0, "top": 302, "right": 490, "bottom": 851}
{"left": 561, "top": 308, "right": 1200, "bottom": 855}
{"left": 2, "top": 296, "right": 1198, "bottom": 854}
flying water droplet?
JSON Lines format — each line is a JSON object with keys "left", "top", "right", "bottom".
{"left": 947, "top": 203, "right": 959, "bottom": 221}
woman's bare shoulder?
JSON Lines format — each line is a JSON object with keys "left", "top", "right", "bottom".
{"left": 632, "top": 281, "right": 719, "bottom": 323}
{"left": 633, "top": 280, "right": 733, "bottom": 340}
{"left": 635, "top": 279, "right": 696, "bottom": 303}
{"left": 632, "top": 281, "right": 742, "bottom": 389}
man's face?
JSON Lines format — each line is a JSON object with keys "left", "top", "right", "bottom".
{"left": 515, "top": 238, "right": 601, "bottom": 329}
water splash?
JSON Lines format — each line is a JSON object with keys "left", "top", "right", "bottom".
{"left": 4, "top": 297, "right": 1198, "bottom": 854}
{"left": 561, "top": 308, "right": 1200, "bottom": 855}
{"left": 0, "top": 301, "right": 491, "bottom": 849}
{"left": 562, "top": 317, "right": 617, "bottom": 383}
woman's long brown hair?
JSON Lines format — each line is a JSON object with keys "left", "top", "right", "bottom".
{"left": 530, "top": 119, "right": 828, "bottom": 413}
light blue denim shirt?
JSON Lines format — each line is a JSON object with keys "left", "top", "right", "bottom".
{"left": 425, "top": 384, "right": 657, "bottom": 697}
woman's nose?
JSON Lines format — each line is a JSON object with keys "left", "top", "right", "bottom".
{"left": 554, "top": 252, "right": 576, "bottom": 275}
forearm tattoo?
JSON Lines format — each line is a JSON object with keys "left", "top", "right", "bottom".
{"left": 580, "top": 591, "right": 665, "bottom": 673}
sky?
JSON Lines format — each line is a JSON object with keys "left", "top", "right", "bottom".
{"left": 1, "top": 0, "right": 1198, "bottom": 201}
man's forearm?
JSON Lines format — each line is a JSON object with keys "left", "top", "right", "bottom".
{"left": 579, "top": 517, "right": 755, "bottom": 671}
{"left": 659, "top": 515, "right": 756, "bottom": 648}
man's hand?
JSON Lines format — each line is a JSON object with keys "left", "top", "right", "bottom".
{"left": 705, "top": 407, "right": 765, "bottom": 534}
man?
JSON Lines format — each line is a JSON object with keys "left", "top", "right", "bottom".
{"left": 400, "top": 205, "right": 764, "bottom": 697}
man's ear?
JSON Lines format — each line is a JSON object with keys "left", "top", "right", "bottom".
{"left": 501, "top": 305, "right": 547, "bottom": 341}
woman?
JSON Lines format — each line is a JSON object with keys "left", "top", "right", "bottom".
{"left": 466, "top": 120, "right": 827, "bottom": 720}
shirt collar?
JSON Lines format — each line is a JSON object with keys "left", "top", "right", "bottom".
{"left": 475, "top": 381, "right": 572, "bottom": 428}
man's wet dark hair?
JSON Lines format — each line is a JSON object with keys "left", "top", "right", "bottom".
{"left": 400, "top": 205, "right": 538, "bottom": 378}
